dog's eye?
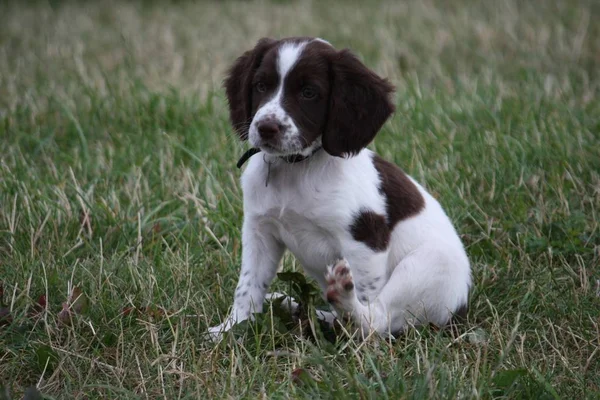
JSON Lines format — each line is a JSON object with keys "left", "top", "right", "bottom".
{"left": 301, "top": 86, "right": 318, "bottom": 99}
{"left": 255, "top": 82, "right": 267, "bottom": 93}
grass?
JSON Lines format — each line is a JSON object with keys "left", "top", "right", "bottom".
{"left": 1, "top": 0, "right": 599, "bottom": 398}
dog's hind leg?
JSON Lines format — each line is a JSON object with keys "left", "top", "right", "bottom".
{"left": 325, "top": 253, "right": 470, "bottom": 337}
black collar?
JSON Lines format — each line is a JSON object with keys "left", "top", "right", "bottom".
{"left": 236, "top": 147, "right": 322, "bottom": 169}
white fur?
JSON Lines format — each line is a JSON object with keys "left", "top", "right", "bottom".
{"left": 249, "top": 42, "right": 307, "bottom": 155}
{"left": 208, "top": 148, "right": 471, "bottom": 339}
{"left": 313, "top": 38, "right": 332, "bottom": 46}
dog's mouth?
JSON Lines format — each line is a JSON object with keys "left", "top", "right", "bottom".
{"left": 249, "top": 128, "right": 321, "bottom": 158}
{"left": 259, "top": 142, "right": 301, "bottom": 156}
{"left": 262, "top": 137, "right": 323, "bottom": 157}
{"left": 249, "top": 134, "right": 283, "bottom": 154}
{"left": 261, "top": 143, "right": 278, "bottom": 152}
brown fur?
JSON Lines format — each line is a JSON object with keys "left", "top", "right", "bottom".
{"left": 350, "top": 155, "right": 425, "bottom": 251}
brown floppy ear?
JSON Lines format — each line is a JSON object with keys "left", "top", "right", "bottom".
{"left": 323, "top": 50, "right": 395, "bottom": 157}
{"left": 224, "top": 38, "right": 277, "bottom": 140}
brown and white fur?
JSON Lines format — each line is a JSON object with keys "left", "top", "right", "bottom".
{"left": 208, "top": 37, "right": 471, "bottom": 340}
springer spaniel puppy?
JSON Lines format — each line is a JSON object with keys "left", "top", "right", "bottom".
{"left": 209, "top": 37, "right": 471, "bottom": 339}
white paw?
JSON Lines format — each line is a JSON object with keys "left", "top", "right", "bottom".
{"left": 207, "top": 317, "right": 237, "bottom": 342}
{"left": 325, "top": 259, "right": 355, "bottom": 310}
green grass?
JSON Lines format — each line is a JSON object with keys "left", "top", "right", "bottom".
{"left": 1, "top": 0, "right": 599, "bottom": 398}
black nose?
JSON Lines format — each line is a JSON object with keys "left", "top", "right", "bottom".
{"left": 257, "top": 120, "right": 281, "bottom": 140}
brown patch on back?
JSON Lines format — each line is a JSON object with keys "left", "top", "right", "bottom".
{"left": 350, "top": 155, "right": 425, "bottom": 251}
{"left": 350, "top": 210, "right": 390, "bottom": 251}
{"left": 373, "top": 155, "right": 425, "bottom": 228}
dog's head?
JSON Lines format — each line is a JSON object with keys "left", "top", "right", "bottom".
{"left": 224, "top": 37, "right": 395, "bottom": 158}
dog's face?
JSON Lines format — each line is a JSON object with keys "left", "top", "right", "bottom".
{"left": 224, "top": 37, "right": 395, "bottom": 157}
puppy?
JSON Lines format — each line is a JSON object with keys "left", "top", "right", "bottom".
{"left": 209, "top": 37, "right": 471, "bottom": 339}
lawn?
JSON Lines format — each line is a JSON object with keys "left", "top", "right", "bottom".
{"left": 1, "top": 0, "right": 599, "bottom": 398}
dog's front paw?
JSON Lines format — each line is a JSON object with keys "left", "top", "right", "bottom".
{"left": 325, "top": 259, "right": 356, "bottom": 310}
{"left": 207, "top": 317, "right": 236, "bottom": 342}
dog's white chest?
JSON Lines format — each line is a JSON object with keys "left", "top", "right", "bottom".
{"left": 245, "top": 187, "right": 344, "bottom": 287}
{"left": 240, "top": 151, "right": 388, "bottom": 275}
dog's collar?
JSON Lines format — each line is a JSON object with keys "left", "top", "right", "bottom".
{"left": 236, "top": 148, "right": 261, "bottom": 168}
{"left": 236, "top": 147, "right": 322, "bottom": 169}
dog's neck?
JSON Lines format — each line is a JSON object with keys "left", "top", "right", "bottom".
{"left": 236, "top": 146, "right": 322, "bottom": 169}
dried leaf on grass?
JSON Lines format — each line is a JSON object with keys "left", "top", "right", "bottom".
{"left": 28, "top": 294, "right": 47, "bottom": 318}
{"left": 58, "top": 286, "right": 88, "bottom": 324}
